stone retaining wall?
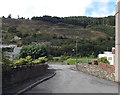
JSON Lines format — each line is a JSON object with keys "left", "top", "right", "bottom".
{"left": 2, "top": 64, "right": 48, "bottom": 89}
{"left": 77, "top": 63, "right": 115, "bottom": 81}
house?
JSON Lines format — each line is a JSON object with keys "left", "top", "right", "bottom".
{"left": 0, "top": 44, "right": 17, "bottom": 48}
{"left": 5, "top": 47, "right": 21, "bottom": 61}
{"left": 14, "top": 36, "right": 21, "bottom": 40}
{"left": 32, "top": 42, "right": 51, "bottom": 45}
{"left": 98, "top": 47, "right": 115, "bottom": 65}
{"left": 1, "top": 44, "right": 21, "bottom": 61}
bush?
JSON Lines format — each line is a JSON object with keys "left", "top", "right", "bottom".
{"left": 25, "top": 56, "right": 33, "bottom": 64}
{"left": 39, "top": 57, "right": 48, "bottom": 63}
{"left": 52, "top": 56, "right": 71, "bottom": 62}
{"left": 20, "top": 44, "right": 49, "bottom": 59}
{"left": 13, "top": 58, "right": 28, "bottom": 66}
{"left": 47, "top": 55, "right": 53, "bottom": 61}
{"left": 98, "top": 57, "right": 110, "bottom": 64}
{"left": 53, "top": 57, "right": 61, "bottom": 61}
{"left": 11, "top": 56, "right": 48, "bottom": 66}
{"left": 60, "top": 56, "right": 71, "bottom": 61}
{"left": 2, "top": 53, "right": 12, "bottom": 66}
{"left": 32, "top": 57, "right": 47, "bottom": 64}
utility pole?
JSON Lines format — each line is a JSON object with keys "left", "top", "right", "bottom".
{"left": 76, "top": 36, "right": 78, "bottom": 65}
{"left": 115, "top": 0, "right": 120, "bottom": 82}
{"left": 72, "top": 49, "right": 75, "bottom": 58}
{"left": 107, "top": 47, "right": 108, "bottom": 51}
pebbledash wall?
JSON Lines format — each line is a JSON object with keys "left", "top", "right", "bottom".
{"left": 2, "top": 64, "right": 48, "bottom": 89}
{"left": 115, "top": 0, "right": 120, "bottom": 82}
{"left": 77, "top": 63, "right": 115, "bottom": 81}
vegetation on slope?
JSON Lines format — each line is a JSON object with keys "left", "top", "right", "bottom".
{"left": 2, "top": 15, "right": 115, "bottom": 57}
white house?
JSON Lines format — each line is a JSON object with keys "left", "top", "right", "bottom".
{"left": 0, "top": 44, "right": 17, "bottom": 48}
{"left": 5, "top": 47, "right": 22, "bottom": 61}
{"left": 14, "top": 36, "right": 21, "bottom": 40}
{"left": 13, "top": 47, "right": 21, "bottom": 55}
{"left": 98, "top": 47, "right": 115, "bottom": 65}
{"left": 1, "top": 44, "right": 21, "bottom": 61}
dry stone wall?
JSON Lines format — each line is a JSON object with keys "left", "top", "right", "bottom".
{"left": 77, "top": 63, "right": 115, "bottom": 81}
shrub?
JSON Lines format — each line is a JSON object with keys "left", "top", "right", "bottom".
{"left": 25, "top": 56, "right": 33, "bottom": 64}
{"left": 13, "top": 56, "right": 33, "bottom": 66}
{"left": 20, "top": 44, "right": 49, "bottom": 59}
{"left": 32, "top": 57, "right": 47, "bottom": 64}
{"left": 11, "top": 56, "right": 48, "bottom": 66}
{"left": 98, "top": 57, "right": 110, "bottom": 64}
{"left": 2, "top": 53, "right": 12, "bottom": 66}
{"left": 39, "top": 57, "right": 47, "bottom": 63}
{"left": 47, "top": 55, "right": 53, "bottom": 61}
{"left": 60, "top": 55, "right": 71, "bottom": 61}
{"left": 13, "top": 58, "right": 28, "bottom": 66}
{"left": 32, "top": 59, "right": 41, "bottom": 64}
{"left": 52, "top": 56, "right": 71, "bottom": 62}
{"left": 53, "top": 57, "right": 61, "bottom": 61}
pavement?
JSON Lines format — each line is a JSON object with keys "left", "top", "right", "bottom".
{"left": 24, "top": 64, "right": 118, "bottom": 94}
{"left": 2, "top": 66, "right": 56, "bottom": 95}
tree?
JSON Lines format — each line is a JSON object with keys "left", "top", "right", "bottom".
{"left": 8, "top": 26, "right": 18, "bottom": 33}
{"left": 49, "top": 46, "right": 63, "bottom": 57}
{"left": 2, "top": 16, "right": 5, "bottom": 18}
{"left": 8, "top": 14, "right": 11, "bottom": 18}
{"left": 20, "top": 44, "right": 49, "bottom": 59}
{"left": 18, "top": 15, "right": 20, "bottom": 19}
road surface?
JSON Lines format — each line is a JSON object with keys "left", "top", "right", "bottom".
{"left": 25, "top": 64, "right": 118, "bottom": 93}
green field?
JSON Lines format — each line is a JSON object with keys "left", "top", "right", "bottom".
{"left": 64, "top": 58, "right": 98, "bottom": 65}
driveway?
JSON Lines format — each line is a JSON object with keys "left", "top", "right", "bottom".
{"left": 25, "top": 64, "right": 118, "bottom": 93}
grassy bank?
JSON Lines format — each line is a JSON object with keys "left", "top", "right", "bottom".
{"left": 64, "top": 58, "right": 98, "bottom": 65}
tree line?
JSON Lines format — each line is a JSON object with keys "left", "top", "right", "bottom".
{"left": 31, "top": 15, "right": 115, "bottom": 28}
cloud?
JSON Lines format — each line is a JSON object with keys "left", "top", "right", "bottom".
{"left": 85, "top": 0, "right": 116, "bottom": 17}
{"left": 0, "top": 0, "right": 116, "bottom": 18}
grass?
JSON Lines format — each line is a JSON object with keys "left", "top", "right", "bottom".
{"left": 64, "top": 58, "right": 98, "bottom": 65}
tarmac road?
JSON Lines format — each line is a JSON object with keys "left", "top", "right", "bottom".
{"left": 25, "top": 64, "right": 118, "bottom": 93}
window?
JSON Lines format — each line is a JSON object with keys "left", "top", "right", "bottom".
{"left": 108, "top": 57, "right": 112, "bottom": 60}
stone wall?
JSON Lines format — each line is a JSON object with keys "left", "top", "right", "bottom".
{"left": 77, "top": 63, "right": 115, "bottom": 81}
{"left": 2, "top": 64, "right": 48, "bottom": 89}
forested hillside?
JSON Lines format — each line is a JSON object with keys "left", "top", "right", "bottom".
{"left": 2, "top": 15, "right": 115, "bottom": 57}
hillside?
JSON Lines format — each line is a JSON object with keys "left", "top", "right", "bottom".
{"left": 2, "top": 16, "right": 115, "bottom": 57}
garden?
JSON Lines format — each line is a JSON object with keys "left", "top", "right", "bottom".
{"left": 2, "top": 44, "right": 49, "bottom": 89}
{"left": 2, "top": 44, "right": 49, "bottom": 67}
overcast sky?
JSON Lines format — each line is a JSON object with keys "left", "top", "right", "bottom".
{"left": 0, "top": 0, "right": 116, "bottom": 18}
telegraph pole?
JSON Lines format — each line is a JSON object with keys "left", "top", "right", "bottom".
{"left": 76, "top": 36, "right": 78, "bottom": 65}
{"left": 115, "top": 0, "right": 120, "bottom": 82}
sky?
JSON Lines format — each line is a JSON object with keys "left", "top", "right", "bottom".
{"left": 0, "top": 0, "right": 116, "bottom": 18}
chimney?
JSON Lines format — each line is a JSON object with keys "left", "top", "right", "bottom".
{"left": 112, "top": 47, "right": 115, "bottom": 54}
